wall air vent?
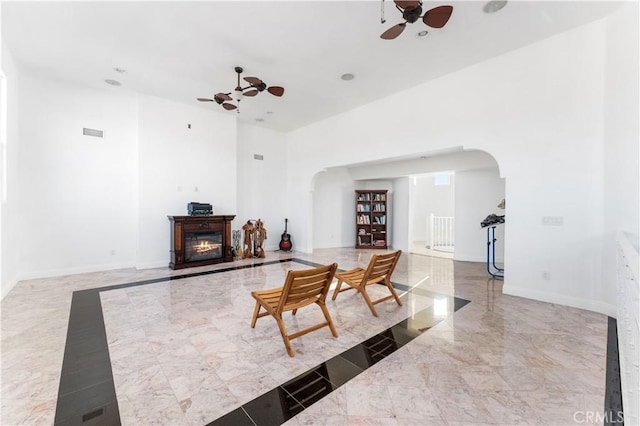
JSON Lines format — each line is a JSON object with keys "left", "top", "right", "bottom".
{"left": 254, "top": 154, "right": 264, "bottom": 160}
{"left": 83, "top": 128, "right": 104, "bottom": 138}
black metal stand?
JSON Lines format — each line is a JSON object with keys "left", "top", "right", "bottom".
{"left": 486, "top": 226, "right": 504, "bottom": 279}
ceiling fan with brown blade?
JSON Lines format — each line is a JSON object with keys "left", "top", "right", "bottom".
{"left": 197, "top": 66, "right": 285, "bottom": 112}
{"left": 380, "top": 1, "right": 453, "bottom": 40}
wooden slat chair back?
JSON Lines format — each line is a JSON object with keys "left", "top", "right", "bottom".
{"left": 250, "top": 263, "right": 338, "bottom": 357}
{"left": 331, "top": 250, "right": 402, "bottom": 317}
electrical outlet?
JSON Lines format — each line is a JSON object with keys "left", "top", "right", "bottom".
{"left": 542, "top": 271, "right": 550, "bottom": 280}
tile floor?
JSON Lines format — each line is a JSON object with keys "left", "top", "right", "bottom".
{"left": 1, "top": 248, "right": 612, "bottom": 425}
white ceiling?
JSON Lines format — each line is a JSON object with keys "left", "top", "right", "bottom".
{"left": 1, "top": 1, "right": 622, "bottom": 132}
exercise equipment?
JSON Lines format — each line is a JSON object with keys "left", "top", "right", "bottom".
{"left": 486, "top": 226, "right": 504, "bottom": 279}
{"left": 481, "top": 214, "right": 504, "bottom": 279}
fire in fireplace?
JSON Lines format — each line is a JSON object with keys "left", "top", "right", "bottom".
{"left": 185, "top": 232, "right": 222, "bottom": 262}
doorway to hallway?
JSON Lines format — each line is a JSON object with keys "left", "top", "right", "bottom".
{"left": 409, "top": 172, "right": 455, "bottom": 259}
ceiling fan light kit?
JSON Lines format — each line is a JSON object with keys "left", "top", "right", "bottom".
{"left": 483, "top": 0, "right": 508, "bottom": 14}
{"left": 381, "top": 0, "right": 453, "bottom": 40}
{"left": 198, "top": 66, "right": 285, "bottom": 113}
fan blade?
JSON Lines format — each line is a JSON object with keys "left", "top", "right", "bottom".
{"left": 197, "top": 98, "right": 214, "bottom": 102}
{"left": 243, "top": 89, "right": 259, "bottom": 97}
{"left": 222, "top": 103, "right": 237, "bottom": 111}
{"left": 267, "top": 86, "right": 285, "bottom": 97}
{"left": 394, "top": 0, "right": 420, "bottom": 9}
{"left": 423, "top": 5, "right": 453, "bottom": 29}
{"left": 244, "top": 76, "right": 263, "bottom": 86}
{"left": 380, "top": 23, "right": 406, "bottom": 40}
{"left": 215, "top": 93, "right": 232, "bottom": 101}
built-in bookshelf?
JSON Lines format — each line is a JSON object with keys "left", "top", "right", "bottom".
{"left": 355, "top": 190, "right": 388, "bottom": 249}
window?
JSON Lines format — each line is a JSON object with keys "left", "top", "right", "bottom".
{"left": 433, "top": 172, "right": 451, "bottom": 186}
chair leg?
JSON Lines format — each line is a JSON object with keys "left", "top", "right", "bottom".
{"left": 274, "top": 315, "right": 295, "bottom": 357}
{"left": 318, "top": 302, "right": 338, "bottom": 337}
{"left": 251, "top": 301, "right": 262, "bottom": 328}
{"left": 358, "top": 287, "right": 379, "bottom": 317}
{"left": 331, "top": 279, "right": 343, "bottom": 300}
{"left": 385, "top": 280, "right": 403, "bottom": 306}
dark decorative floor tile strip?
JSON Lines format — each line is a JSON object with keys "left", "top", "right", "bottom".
{"left": 53, "top": 257, "right": 618, "bottom": 426}
{"left": 604, "top": 317, "right": 624, "bottom": 425}
{"left": 54, "top": 259, "right": 293, "bottom": 425}
{"left": 209, "top": 294, "right": 470, "bottom": 426}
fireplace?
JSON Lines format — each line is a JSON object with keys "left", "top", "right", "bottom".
{"left": 168, "top": 215, "right": 235, "bottom": 269}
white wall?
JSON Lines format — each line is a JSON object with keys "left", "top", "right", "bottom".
{"left": 392, "top": 177, "right": 410, "bottom": 252}
{"left": 16, "top": 73, "right": 139, "bottom": 279}
{"left": 136, "top": 94, "right": 236, "bottom": 268}
{"left": 1, "top": 40, "right": 21, "bottom": 298}
{"left": 311, "top": 168, "right": 356, "bottom": 249}
{"left": 602, "top": 2, "right": 639, "bottom": 308}
{"left": 4, "top": 72, "right": 239, "bottom": 283}
{"left": 286, "top": 17, "right": 617, "bottom": 315}
{"left": 454, "top": 168, "right": 505, "bottom": 263}
{"left": 236, "top": 123, "right": 287, "bottom": 251}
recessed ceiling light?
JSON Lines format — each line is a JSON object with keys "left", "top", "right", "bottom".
{"left": 341, "top": 73, "right": 355, "bottom": 81}
{"left": 483, "top": 0, "right": 507, "bottom": 14}
{"left": 104, "top": 79, "right": 121, "bottom": 86}
{"left": 266, "top": 111, "right": 274, "bottom": 115}
{"left": 417, "top": 30, "right": 429, "bottom": 37}
{"left": 113, "top": 67, "right": 127, "bottom": 73}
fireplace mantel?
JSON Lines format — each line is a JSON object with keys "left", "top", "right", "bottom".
{"left": 168, "top": 215, "right": 236, "bottom": 269}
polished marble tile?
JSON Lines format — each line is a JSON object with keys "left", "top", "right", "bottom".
{"left": 1, "top": 248, "right": 616, "bottom": 426}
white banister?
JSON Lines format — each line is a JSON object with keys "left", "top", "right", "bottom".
{"left": 617, "top": 231, "right": 639, "bottom": 426}
{"left": 428, "top": 214, "right": 455, "bottom": 252}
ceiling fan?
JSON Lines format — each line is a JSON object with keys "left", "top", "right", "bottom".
{"left": 197, "top": 66, "right": 285, "bottom": 112}
{"left": 380, "top": 1, "right": 453, "bottom": 40}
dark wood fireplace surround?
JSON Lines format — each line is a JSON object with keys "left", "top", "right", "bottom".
{"left": 168, "top": 215, "right": 235, "bottom": 269}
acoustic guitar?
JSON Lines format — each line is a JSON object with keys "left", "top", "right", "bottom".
{"left": 279, "top": 218, "right": 292, "bottom": 251}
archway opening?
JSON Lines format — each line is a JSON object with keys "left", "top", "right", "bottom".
{"left": 310, "top": 149, "right": 505, "bottom": 273}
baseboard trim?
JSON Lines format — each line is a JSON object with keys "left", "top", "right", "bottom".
{"left": 453, "top": 254, "right": 504, "bottom": 263}
{"left": 503, "top": 284, "right": 617, "bottom": 317}
{"left": 16, "top": 261, "right": 137, "bottom": 283}
{"left": 1, "top": 276, "right": 19, "bottom": 301}
{"left": 135, "top": 260, "right": 169, "bottom": 270}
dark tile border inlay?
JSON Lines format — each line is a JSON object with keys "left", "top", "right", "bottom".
{"left": 604, "top": 317, "right": 624, "bottom": 425}
{"left": 53, "top": 258, "right": 621, "bottom": 426}
{"left": 54, "top": 259, "right": 293, "bottom": 425}
{"left": 209, "top": 286, "right": 471, "bottom": 426}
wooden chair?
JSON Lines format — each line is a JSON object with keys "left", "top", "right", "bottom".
{"left": 250, "top": 263, "right": 338, "bottom": 357}
{"left": 331, "top": 250, "right": 402, "bottom": 317}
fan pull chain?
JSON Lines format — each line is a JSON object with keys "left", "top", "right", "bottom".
{"left": 381, "top": 0, "right": 386, "bottom": 24}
